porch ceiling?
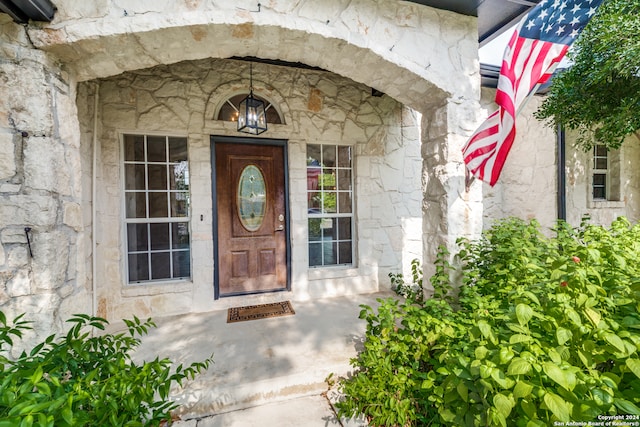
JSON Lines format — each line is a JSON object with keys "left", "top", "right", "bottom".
{"left": 405, "top": 0, "right": 540, "bottom": 46}
{"left": 0, "top": 0, "right": 54, "bottom": 23}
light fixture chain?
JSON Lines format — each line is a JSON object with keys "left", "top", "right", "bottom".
{"left": 249, "top": 63, "right": 253, "bottom": 93}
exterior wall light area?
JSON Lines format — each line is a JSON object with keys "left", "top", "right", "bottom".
{"left": 237, "top": 63, "right": 268, "bottom": 135}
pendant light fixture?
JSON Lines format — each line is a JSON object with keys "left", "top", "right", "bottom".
{"left": 237, "top": 63, "right": 267, "bottom": 135}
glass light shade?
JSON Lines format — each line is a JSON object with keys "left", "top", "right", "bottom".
{"left": 237, "top": 92, "right": 268, "bottom": 135}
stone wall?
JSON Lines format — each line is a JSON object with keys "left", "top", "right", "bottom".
{"left": 84, "top": 58, "right": 424, "bottom": 321}
{"left": 0, "top": 16, "right": 92, "bottom": 350}
{"left": 565, "top": 133, "right": 640, "bottom": 226}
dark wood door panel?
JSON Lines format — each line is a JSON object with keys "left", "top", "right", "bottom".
{"left": 215, "top": 141, "right": 287, "bottom": 296}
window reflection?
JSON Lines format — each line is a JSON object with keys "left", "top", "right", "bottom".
{"left": 123, "top": 134, "right": 191, "bottom": 283}
{"left": 307, "top": 144, "right": 354, "bottom": 267}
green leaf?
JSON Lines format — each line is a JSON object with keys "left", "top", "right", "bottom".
{"left": 565, "top": 308, "right": 582, "bottom": 327}
{"left": 626, "top": 358, "right": 640, "bottom": 379}
{"left": 587, "top": 248, "right": 601, "bottom": 262}
{"left": 604, "top": 333, "right": 626, "bottom": 353}
{"left": 457, "top": 382, "right": 468, "bottom": 402}
{"left": 491, "top": 368, "right": 515, "bottom": 389}
{"left": 30, "top": 365, "right": 43, "bottom": 384}
{"left": 440, "top": 407, "right": 456, "bottom": 422}
{"left": 556, "top": 327, "right": 573, "bottom": 345}
{"left": 584, "top": 307, "right": 601, "bottom": 327}
{"left": 480, "top": 364, "right": 493, "bottom": 379}
{"left": 548, "top": 348, "right": 562, "bottom": 365}
{"left": 550, "top": 269, "right": 564, "bottom": 280}
{"left": 507, "top": 323, "right": 529, "bottom": 334}
{"left": 543, "top": 363, "right": 575, "bottom": 391}
{"left": 509, "top": 334, "right": 532, "bottom": 344}
{"left": 19, "top": 415, "right": 33, "bottom": 427}
{"left": 513, "top": 381, "right": 534, "bottom": 399}
{"left": 499, "top": 347, "right": 515, "bottom": 364}
{"left": 493, "top": 393, "right": 514, "bottom": 419}
{"left": 60, "top": 403, "right": 73, "bottom": 424}
{"left": 523, "top": 291, "right": 540, "bottom": 306}
{"left": 507, "top": 358, "right": 532, "bottom": 375}
{"left": 521, "top": 398, "right": 537, "bottom": 419}
{"left": 475, "top": 346, "right": 488, "bottom": 360}
{"left": 593, "top": 388, "right": 614, "bottom": 406}
{"left": 576, "top": 294, "right": 588, "bottom": 308}
{"left": 516, "top": 304, "right": 533, "bottom": 326}
{"left": 543, "top": 392, "right": 572, "bottom": 422}
{"left": 614, "top": 398, "right": 640, "bottom": 415}
{"left": 601, "top": 372, "right": 620, "bottom": 390}
{"left": 577, "top": 349, "right": 592, "bottom": 368}
{"left": 422, "top": 378, "right": 434, "bottom": 389}
{"left": 477, "top": 320, "right": 491, "bottom": 339}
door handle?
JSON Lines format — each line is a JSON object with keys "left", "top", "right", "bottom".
{"left": 276, "top": 214, "right": 285, "bottom": 231}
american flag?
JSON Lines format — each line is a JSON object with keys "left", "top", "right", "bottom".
{"left": 462, "top": 0, "right": 604, "bottom": 186}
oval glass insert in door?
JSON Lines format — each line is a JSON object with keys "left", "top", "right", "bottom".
{"left": 237, "top": 165, "right": 267, "bottom": 231}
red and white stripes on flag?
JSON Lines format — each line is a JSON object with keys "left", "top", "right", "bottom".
{"left": 462, "top": 0, "right": 604, "bottom": 186}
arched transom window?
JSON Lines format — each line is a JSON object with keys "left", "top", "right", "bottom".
{"left": 217, "top": 93, "right": 283, "bottom": 125}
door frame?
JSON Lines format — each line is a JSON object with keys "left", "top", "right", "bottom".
{"left": 210, "top": 135, "right": 291, "bottom": 299}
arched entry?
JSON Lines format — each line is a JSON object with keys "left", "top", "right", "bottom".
{"left": 19, "top": 1, "right": 486, "bottom": 321}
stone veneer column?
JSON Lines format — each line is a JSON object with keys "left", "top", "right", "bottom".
{"left": 0, "top": 16, "right": 91, "bottom": 349}
{"left": 421, "top": 102, "right": 483, "bottom": 289}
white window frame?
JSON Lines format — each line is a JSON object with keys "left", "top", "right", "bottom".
{"left": 592, "top": 144, "right": 608, "bottom": 200}
{"left": 306, "top": 143, "right": 355, "bottom": 268}
{"left": 589, "top": 143, "right": 624, "bottom": 208}
{"left": 121, "top": 132, "right": 192, "bottom": 284}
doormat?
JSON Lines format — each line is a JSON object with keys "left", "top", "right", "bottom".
{"left": 227, "top": 301, "right": 295, "bottom": 323}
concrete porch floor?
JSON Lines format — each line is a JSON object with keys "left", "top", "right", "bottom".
{"left": 130, "top": 291, "right": 395, "bottom": 425}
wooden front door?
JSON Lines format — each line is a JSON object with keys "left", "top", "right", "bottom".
{"left": 213, "top": 139, "right": 289, "bottom": 297}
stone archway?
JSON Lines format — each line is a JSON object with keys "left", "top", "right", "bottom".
{"left": 28, "top": 0, "right": 485, "bottom": 261}
{"left": 1, "top": 0, "right": 485, "bottom": 339}
{"left": 28, "top": 1, "right": 477, "bottom": 113}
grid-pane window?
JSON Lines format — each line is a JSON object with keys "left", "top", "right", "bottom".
{"left": 592, "top": 144, "right": 608, "bottom": 200}
{"left": 123, "top": 134, "right": 191, "bottom": 283}
{"left": 307, "top": 144, "right": 354, "bottom": 267}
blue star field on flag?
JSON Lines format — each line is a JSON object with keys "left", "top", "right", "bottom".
{"left": 520, "top": 0, "right": 604, "bottom": 45}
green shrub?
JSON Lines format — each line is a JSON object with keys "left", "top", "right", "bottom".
{"left": 337, "top": 217, "right": 640, "bottom": 426}
{"left": 389, "top": 259, "right": 425, "bottom": 303}
{"left": 0, "top": 313, "right": 213, "bottom": 426}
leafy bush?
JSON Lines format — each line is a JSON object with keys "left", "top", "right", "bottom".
{"left": 337, "top": 217, "right": 640, "bottom": 426}
{"left": 389, "top": 259, "right": 425, "bottom": 303}
{"left": 0, "top": 313, "right": 213, "bottom": 426}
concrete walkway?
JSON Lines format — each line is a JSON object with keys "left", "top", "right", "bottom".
{"left": 130, "top": 292, "right": 394, "bottom": 425}
{"left": 174, "top": 394, "right": 365, "bottom": 426}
